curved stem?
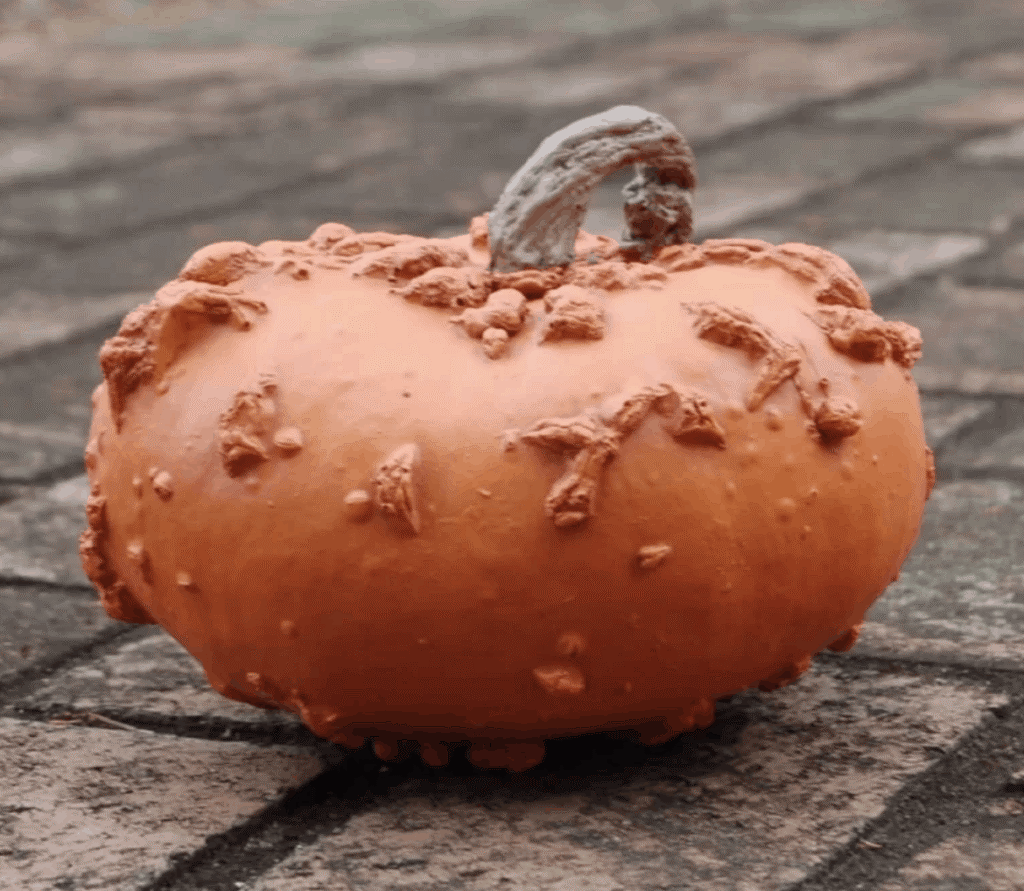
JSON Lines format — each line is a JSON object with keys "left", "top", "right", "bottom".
{"left": 487, "top": 105, "right": 697, "bottom": 273}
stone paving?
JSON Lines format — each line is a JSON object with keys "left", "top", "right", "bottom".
{"left": 2, "top": 0, "right": 1024, "bottom": 888}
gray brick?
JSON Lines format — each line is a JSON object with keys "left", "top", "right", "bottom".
{"left": 721, "top": 227, "right": 989, "bottom": 293}
{"left": 972, "top": 426, "right": 1024, "bottom": 472}
{"left": 959, "top": 236, "right": 1024, "bottom": 287}
{"left": 700, "top": 122, "right": 951, "bottom": 186}
{"left": 0, "top": 116, "right": 410, "bottom": 241}
{"left": 895, "top": 283, "right": 1024, "bottom": 395}
{"left": 862, "top": 479, "right": 1024, "bottom": 668}
{"left": 0, "top": 238, "right": 29, "bottom": 269}
{"left": 828, "top": 231, "right": 988, "bottom": 293}
{"left": 0, "top": 156, "right": 299, "bottom": 241}
{"left": 0, "top": 475, "right": 90, "bottom": 587}
{"left": 18, "top": 630, "right": 304, "bottom": 731}
{"left": 307, "top": 36, "right": 565, "bottom": 86}
{"left": 832, "top": 77, "right": 1024, "bottom": 127}
{"left": 243, "top": 662, "right": 1003, "bottom": 891}
{"left": 652, "top": 27, "right": 945, "bottom": 143}
{"left": 919, "top": 395, "right": 996, "bottom": 449}
{"left": 877, "top": 831, "right": 1024, "bottom": 891}
{"left": 17, "top": 213, "right": 325, "bottom": 298}
{"left": 802, "top": 162, "right": 1024, "bottom": 235}
{"left": 0, "top": 717, "right": 322, "bottom": 891}
{"left": 0, "top": 290, "right": 147, "bottom": 362}
{"left": 0, "top": 123, "right": 174, "bottom": 191}
{"left": 55, "top": 43, "right": 302, "bottom": 102}
{"left": 96, "top": 0, "right": 705, "bottom": 51}
{"left": 448, "top": 59, "right": 675, "bottom": 108}
{"left": 589, "top": 122, "right": 951, "bottom": 244}
{"left": 0, "top": 422, "right": 85, "bottom": 483}
{"left": 0, "top": 320, "right": 109, "bottom": 433}
{"left": 696, "top": 177, "right": 811, "bottom": 238}
{"left": 0, "top": 583, "right": 118, "bottom": 684}
{"left": 726, "top": 0, "right": 904, "bottom": 35}
{"left": 959, "top": 123, "right": 1024, "bottom": 163}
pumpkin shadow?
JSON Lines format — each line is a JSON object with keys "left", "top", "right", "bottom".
{"left": 314, "top": 693, "right": 756, "bottom": 805}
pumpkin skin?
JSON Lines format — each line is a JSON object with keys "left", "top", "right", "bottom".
{"left": 80, "top": 217, "right": 931, "bottom": 770}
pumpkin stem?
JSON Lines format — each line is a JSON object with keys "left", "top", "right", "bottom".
{"left": 487, "top": 105, "right": 697, "bottom": 272}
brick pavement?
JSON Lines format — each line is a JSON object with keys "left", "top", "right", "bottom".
{"left": 2, "top": 0, "right": 1024, "bottom": 888}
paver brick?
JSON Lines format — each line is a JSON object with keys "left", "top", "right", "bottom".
{"left": 918, "top": 395, "right": 997, "bottom": 449}
{"left": 0, "top": 321, "right": 108, "bottom": 431}
{"left": 18, "top": 629, "right": 304, "bottom": 731}
{"left": 0, "top": 289, "right": 147, "bottom": 362}
{"left": 894, "top": 283, "right": 1024, "bottom": 396}
{"left": 723, "top": 227, "right": 990, "bottom": 293}
{"left": 726, "top": 0, "right": 906, "bottom": 35}
{"left": 0, "top": 115, "right": 405, "bottom": 241}
{"left": 0, "top": 583, "right": 118, "bottom": 685}
{"left": 447, "top": 59, "right": 675, "bottom": 108}
{"left": 700, "top": 121, "right": 951, "bottom": 185}
{"left": 0, "top": 122, "right": 175, "bottom": 191}
{"left": 861, "top": 479, "right": 1024, "bottom": 669}
{"left": 972, "top": 426, "right": 1024, "bottom": 472}
{"left": 876, "top": 831, "right": 1024, "bottom": 891}
{"left": 959, "top": 124, "right": 1024, "bottom": 163}
{"left": 314, "top": 36, "right": 566, "bottom": 86}
{"left": 14, "top": 211, "right": 328, "bottom": 298}
{"left": 650, "top": 27, "right": 945, "bottom": 144}
{"left": 0, "top": 475, "right": 90, "bottom": 587}
{"left": 959, "top": 235, "right": 1024, "bottom": 288}
{"left": 0, "top": 421, "right": 87, "bottom": 483}
{"left": 0, "top": 717, "right": 323, "bottom": 891}
{"left": 582, "top": 169, "right": 809, "bottom": 242}
{"left": 243, "top": 662, "right": 1004, "bottom": 891}
{"left": 804, "top": 161, "right": 1024, "bottom": 235}
{"left": 0, "top": 237, "right": 29, "bottom": 269}
{"left": 832, "top": 72, "right": 1024, "bottom": 128}
{"left": 826, "top": 231, "right": 989, "bottom": 294}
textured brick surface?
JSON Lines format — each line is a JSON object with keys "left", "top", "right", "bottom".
{"left": 876, "top": 831, "right": 1024, "bottom": 891}
{"left": 832, "top": 73, "right": 1024, "bottom": 127}
{"left": 242, "top": 663, "right": 1003, "bottom": 891}
{"left": 18, "top": 629, "right": 304, "bottom": 730}
{"left": 0, "top": 475, "right": 90, "bottom": 587}
{"left": 0, "top": 421, "right": 87, "bottom": 483}
{"left": 901, "top": 284, "right": 1024, "bottom": 396}
{"left": 918, "top": 395, "right": 997, "bottom": 449}
{"left": 0, "top": 117, "right": 408, "bottom": 240}
{"left": 0, "top": 290, "right": 146, "bottom": 362}
{"left": 0, "top": 717, "right": 323, "bottom": 891}
{"left": 0, "top": 121, "right": 176, "bottom": 190}
{"left": 805, "top": 163, "right": 1024, "bottom": 235}
{"left": 862, "top": 480, "right": 1024, "bottom": 668}
{"left": 0, "top": 583, "right": 117, "bottom": 684}
{"left": 828, "top": 231, "right": 988, "bottom": 294}
{"left": 972, "top": 426, "right": 1024, "bottom": 472}
{"left": 0, "top": 322, "right": 108, "bottom": 433}
{"left": 959, "top": 123, "right": 1024, "bottom": 163}
{"left": 650, "top": 28, "right": 945, "bottom": 143}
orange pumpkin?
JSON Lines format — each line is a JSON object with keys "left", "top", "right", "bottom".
{"left": 81, "top": 106, "right": 931, "bottom": 770}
